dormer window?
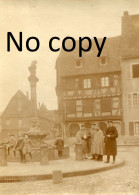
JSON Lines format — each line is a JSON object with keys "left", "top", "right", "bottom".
{"left": 100, "top": 56, "right": 107, "bottom": 65}
{"left": 75, "top": 59, "right": 82, "bottom": 68}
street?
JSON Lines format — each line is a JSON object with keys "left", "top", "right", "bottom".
{"left": 0, "top": 146, "right": 139, "bottom": 195}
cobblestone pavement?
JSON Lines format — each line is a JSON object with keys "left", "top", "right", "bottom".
{"left": 0, "top": 146, "right": 139, "bottom": 195}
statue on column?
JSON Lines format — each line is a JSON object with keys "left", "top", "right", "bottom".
{"left": 28, "top": 60, "right": 37, "bottom": 77}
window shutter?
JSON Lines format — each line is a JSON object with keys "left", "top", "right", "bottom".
{"left": 132, "top": 64, "right": 139, "bottom": 78}
{"left": 129, "top": 122, "right": 134, "bottom": 135}
{"left": 79, "top": 79, "right": 83, "bottom": 90}
{"left": 121, "top": 122, "right": 125, "bottom": 135}
{"left": 97, "top": 77, "right": 101, "bottom": 87}
{"left": 101, "top": 98, "right": 111, "bottom": 112}
{"left": 66, "top": 100, "right": 76, "bottom": 114}
{"left": 66, "top": 79, "right": 75, "bottom": 90}
{"left": 83, "top": 99, "right": 94, "bottom": 113}
{"left": 109, "top": 75, "right": 114, "bottom": 86}
{"left": 127, "top": 65, "right": 131, "bottom": 79}
{"left": 92, "top": 77, "right": 96, "bottom": 88}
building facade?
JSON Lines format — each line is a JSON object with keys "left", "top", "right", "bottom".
{"left": 56, "top": 11, "right": 139, "bottom": 142}
{"left": 121, "top": 11, "right": 139, "bottom": 141}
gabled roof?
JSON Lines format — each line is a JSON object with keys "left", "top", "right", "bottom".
{"left": 14, "top": 90, "right": 28, "bottom": 99}
{"left": 1, "top": 90, "right": 32, "bottom": 118}
{"left": 1, "top": 90, "right": 60, "bottom": 124}
{"left": 56, "top": 36, "right": 121, "bottom": 77}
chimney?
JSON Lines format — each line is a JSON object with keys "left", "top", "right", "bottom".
{"left": 123, "top": 11, "right": 129, "bottom": 16}
{"left": 122, "top": 11, "right": 130, "bottom": 35}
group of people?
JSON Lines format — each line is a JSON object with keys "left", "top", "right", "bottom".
{"left": 4, "top": 134, "right": 34, "bottom": 163}
{"left": 1, "top": 120, "right": 118, "bottom": 163}
{"left": 76, "top": 121, "right": 118, "bottom": 164}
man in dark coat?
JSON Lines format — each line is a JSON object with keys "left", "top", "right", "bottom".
{"left": 54, "top": 135, "right": 64, "bottom": 158}
{"left": 105, "top": 121, "right": 118, "bottom": 164}
{"left": 14, "top": 133, "right": 24, "bottom": 162}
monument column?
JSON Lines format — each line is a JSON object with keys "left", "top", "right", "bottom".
{"left": 28, "top": 60, "right": 39, "bottom": 118}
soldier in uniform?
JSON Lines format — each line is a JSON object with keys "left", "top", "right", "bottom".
{"left": 21, "top": 134, "right": 33, "bottom": 163}
{"left": 54, "top": 135, "right": 64, "bottom": 158}
{"left": 105, "top": 121, "right": 118, "bottom": 164}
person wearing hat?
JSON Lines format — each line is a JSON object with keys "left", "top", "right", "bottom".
{"left": 14, "top": 133, "right": 24, "bottom": 162}
{"left": 76, "top": 125, "right": 90, "bottom": 159}
{"left": 105, "top": 121, "right": 118, "bottom": 164}
{"left": 76, "top": 125, "right": 84, "bottom": 144}
{"left": 90, "top": 123, "right": 97, "bottom": 159}
{"left": 21, "top": 134, "right": 33, "bottom": 163}
{"left": 6, "top": 134, "right": 16, "bottom": 156}
{"left": 54, "top": 135, "right": 64, "bottom": 158}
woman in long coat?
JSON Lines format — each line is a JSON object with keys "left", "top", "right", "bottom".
{"left": 105, "top": 121, "right": 118, "bottom": 163}
{"left": 93, "top": 124, "right": 104, "bottom": 161}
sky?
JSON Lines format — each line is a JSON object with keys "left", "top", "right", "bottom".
{"left": 0, "top": 0, "right": 139, "bottom": 112}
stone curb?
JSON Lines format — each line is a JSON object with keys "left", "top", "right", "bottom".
{"left": 0, "top": 159, "right": 125, "bottom": 183}
{"left": 118, "top": 144, "right": 139, "bottom": 146}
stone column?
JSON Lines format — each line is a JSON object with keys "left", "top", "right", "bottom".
{"left": 28, "top": 60, "right": 39, "bottom": 118}
{"left": 40, "top": 144, "right": 49, "bottom": 165}
{"left": 75, "top": 143, "right": 84, "bottom": 161}
{"left": 0, "top": 146, "right": 7, "bottom": 166}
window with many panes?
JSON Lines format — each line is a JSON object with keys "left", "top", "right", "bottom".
{"left": 76, "top": 100, "right": 82, "bottom": 117}
{"left": 83, "top": 79, "right": 91, "bottom": 89}
{"left": 127, "top": 93, "right": 139, "bottom": 107}
{"left": 133, "top": 93, "right": 138, "bottom": 107}
{"left": 135, "top": 122, "right": 139, "bottom": 134}
{"left": 101, "top": 77, "right": 109, "bottom": 87}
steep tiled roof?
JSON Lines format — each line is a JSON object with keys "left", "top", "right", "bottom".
{"left": 56, "top": 12, "right": 139, "bottom": 76}
{"left": 2, "top": 90, "right": 60, "bottom": 125}
{"left": 1, "top": 90, "right": 32, "bottom": 118}
{"left": 56, "top": 36, "right": 121, "bottom": 77}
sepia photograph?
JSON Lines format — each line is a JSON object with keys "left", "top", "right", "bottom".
{"left": 0, "top": 0, "right": 139, "bottom": 194}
